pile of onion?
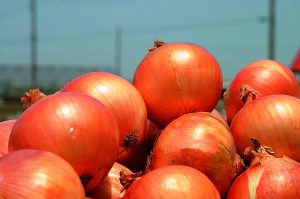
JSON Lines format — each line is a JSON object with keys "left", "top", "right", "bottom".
{"left": 151, "top": 112, "right": 244, "bottom": 197}
{"left": 0, "top": 149, "right": 85, "bottom": 198}
{"left": 123, "top": 165, "right": 220, "bottom": 199}
{"left": 133, "top": 40, "right": 223, "bottom": 127}
{"left": 9, "top": 92, "right": 119, "bottom": 192}
{"left": 224, "top": 60, "right": 298, "bottom": 123}
{"left": 227, "top": 138, "right": 300, "bottom": 198}
{"left": 0, "top": 120, "right": 15, "bottom": 158}
{"left": 230, "top": 88, "right": 300, "bottom": 162}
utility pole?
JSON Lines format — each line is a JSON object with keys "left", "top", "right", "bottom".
{"left": 268, "top": 0, "right": 276, "bottom": 60}
{"left": 115, "top": 26, "right": 122, "bottom": 76}
{"left": 30, "top": 0, "right": 38, "bottom": 86}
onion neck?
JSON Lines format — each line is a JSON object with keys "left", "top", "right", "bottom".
{"left": 244, "top": 138, "right": 280, "bottom": 167}
{"left": 119, "top": 169, "right": 142, "bottom": 192}
{"left": 240, "top": 84, "right": 257, "bottom": 105}
{"left": 21, "top": 88, "right": 47, "bottom": 108}
{"left": 148, "top": 39, "right": 166, "bottom": 52}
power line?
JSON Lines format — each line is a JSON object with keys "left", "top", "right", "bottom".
{"left": 1, "top": 16, "right": 266, "bottom": 46}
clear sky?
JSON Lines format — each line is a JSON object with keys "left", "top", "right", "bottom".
{"left": 1, "top": 0, "right": 300, "bottom": 82}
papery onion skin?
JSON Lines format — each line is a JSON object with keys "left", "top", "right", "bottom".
{"left": 87, "top": 162, "right": 133, "bottom": 199}
{"left": 0, "top": 149, "right": 85, "bottom": 199}
{"left": 123, "top": 165, "right": 220, "bottom": 199}
{"left": 8, "top": 92, "right": 119, "bottom": 192}
{"left": 133, "top": 41, "right": 223, "bottom": 127}
{"left": 151, "top": 112, "right": 244, "bottom": 197}
{"left": 61, "top": 72, "right": 147, "bottom": 162}
{"left": 224, "top": 60, "right": 298, "bottom": 123}
{"left": 0, "top": 120, "right": 16, "bottom": 158}
{"left": 227, "top": 154, "right": 300, "bottom": 198}
{"left": 230, "top": 94, "right": 300, "bottom": 162}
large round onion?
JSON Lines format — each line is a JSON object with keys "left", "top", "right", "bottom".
{"left": 123, "top": 165, "right": 220, "bottom": 199}
{"left": 230, "top": 94, "right": 300, "bottom": 162}
{"left": 61, "top": 72, "right": 147, "bottom": 162}
{"left": 87, "top": 162, "right": 133, "bottom": 199}
{"left": 9, "top": 92, "right": 119, "bottom": 192}
{"left": 0, "top": 149, "right": 85, "bottom": 198}
{"left": 227, "top": 140, "right": 300, "bottom": 199}
{"left": 0, "top": 120, "right": 15, "bottom": 158}
{"left": 133, "top": 40, "right": 223, "bottom": 127}
{"left": 151, "top": 112, "right": 244, "bottom": 197}
{"left": 224, "top": 60, "right": 298, "bottom": 123}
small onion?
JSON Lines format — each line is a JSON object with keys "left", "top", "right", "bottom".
{"left": 230, "top": 94, "right": 300, "bottom": 162}
{"left": 9, "top": 92, "right": 119, "bottom": 192}
{"left": 151, "top": 112, "right": 244, "bottom": 197}
{"left": 61, "top": 72, "right": 147, "bottom": 162}
{"left": 123, "top": 165, "right": 220, "bottom": 199}
{"left": 224, "top": 60, "right": 298, "bottom": 123}
{"left": 227, "top": 139, "right": 300, "bottom": 199}
{"left": 87, "top": 162, "right": 133, "bottom": 199}
{"left": 0, "top": 120, "right": 16, "bottom": 158}
{"left": 0, "top": 149, "right": 85, "bottom": 198}
{"left": 133, "top": 40, "right": 223, "bottom": 127}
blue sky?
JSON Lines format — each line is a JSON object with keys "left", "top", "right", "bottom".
{"left": 1, "top": 0, "right": 300, "bottom": 82}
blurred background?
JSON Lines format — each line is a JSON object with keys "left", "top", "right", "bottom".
{"left": 1, "top": 0, "right": 300, "bottom": 120}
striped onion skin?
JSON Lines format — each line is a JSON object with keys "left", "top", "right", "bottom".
{"left": 230, "top": 94, "right": 300, "bottom": 162}
{"left": 133, "top": 41, "right": 223, "bottom": 127}
{"left": 123, "top": 165, "right": 220, "bottom": 199}
{"left": 151, "top": 112, "right": 244, "bottom": 197}
{"left": 227, "top": 150, "right": 300, "bottom": 198}
{"left": 0, "top": 149, "right": 85, "bottom": 199}
{"left": 9, "top": 92, "right": 119, "bottom": 192}
{"left": 224, "top": 60, "right": 298, "bottom": 124}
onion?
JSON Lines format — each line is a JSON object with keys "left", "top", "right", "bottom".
{"left": 151, "top": 112, "right": 244, "bottom": 197}
{"left": 0, "top": 149, "right": 85, "bottom": 198}
{"left": 224, "top": 60, "right": 298, "bottom": 123}
{"left": 230, "top": 93, "right": 300, "bottom": 162}
{"left": 0, "top": 120, "right": 15, "bottom": 158}
{"left": 87, "top": 162, "right": 133, "bottom": 199}
{"left": 123, "top": 165, "right": 220, "bottom": 199}
{"left": 133, "top": 40, "right": 223, "bottom": 127}
{"left": 61, "top": 72, "right": 147, "bottom": 162}
{"left": 227, "top": 139, "right": 300, "bottom": 199}
{"left": 9, "top": 92, "right": 119, "bottom": 192}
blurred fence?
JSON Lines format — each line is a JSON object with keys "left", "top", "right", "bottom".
{"left": 0, "top": 64, "right": 114, "bottom": 100}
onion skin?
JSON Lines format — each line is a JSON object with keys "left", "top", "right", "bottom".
{"left": 87, "top": 162, "right": 133, "bottom": 199}
{"left": 123, "top": 165, "right": 220, "bottom": 199}
{"left": 224, "top": 60, "right": 298, "bottom": 123}
{"left": 211, "top": 109, "right": 229, "bottom": 128}
{"left": 8, "top": 92, "right": 119, "bottom": 192}
{"left": 133, "top": 41, "right": 223, "bottom": 127}
{"left": 227, "top": 146, "right": 300, "bottom": 198}
{"left": 0, "top": 149, "right": 85, "bottom": 199}
{"left": 62, "top": 72, "right": 147, "bottom": 162}
{"left": 0, "top": 120, "right": 16, "bottom": 158}
{"left": 230, "top": 94, "right": 300, "bottom": 162}
{"left": 151, "top": 112, "right": 244, "bottom": 197}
